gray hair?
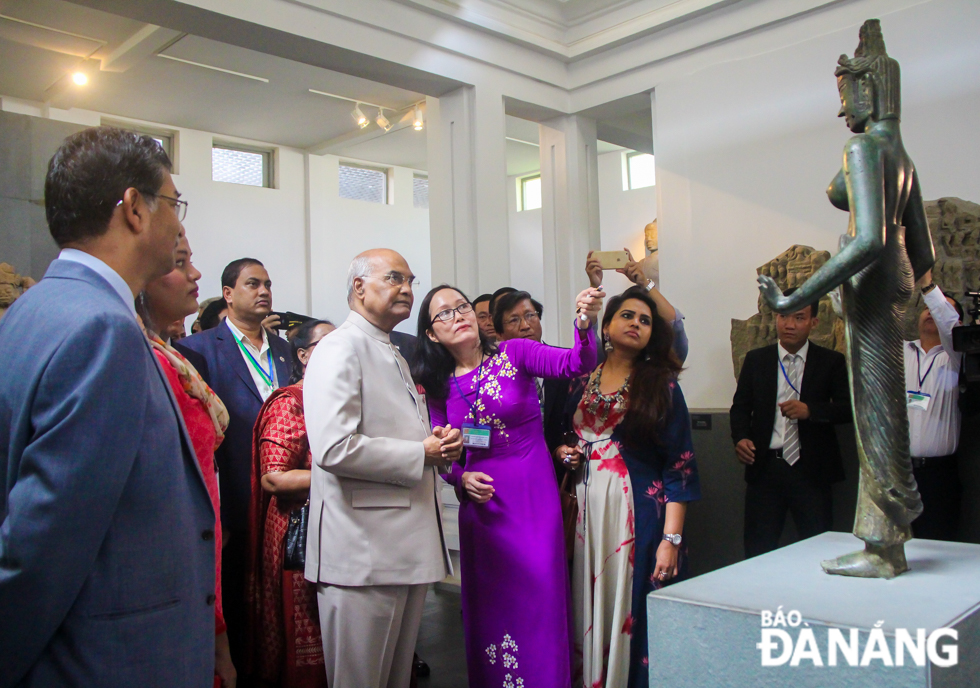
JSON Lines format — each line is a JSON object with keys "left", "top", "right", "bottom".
{"left": 346, "top": 255, "right": 374, "bottom": 305}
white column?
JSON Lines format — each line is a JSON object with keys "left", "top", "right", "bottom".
{"left": 539, "top": 115, "right": 600, "bottom": 346}
{"left": 427, "top": 88, "right": 510, "bottom": 298}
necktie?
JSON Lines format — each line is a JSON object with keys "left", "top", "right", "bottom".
{"left": 782, "top": 354, "right": 801, "bottom": 466}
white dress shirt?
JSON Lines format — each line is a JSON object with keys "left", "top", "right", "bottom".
{"left": 58, "top": 248, "right": 136, "bottom": 318}
{"left": 225, "top": 318, "right": 278, "bottom": 400}
{"left": 905, "top": 286, "right": 962, "bottom": 458}
{"left": 769, "top": 340, "right": 809, "bottom": 450}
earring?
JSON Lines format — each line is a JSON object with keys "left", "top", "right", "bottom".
{"left": 603, "top": 336, "right": 613, "bottom": 352}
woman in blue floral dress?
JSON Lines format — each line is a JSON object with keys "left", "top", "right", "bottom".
{"left": 552, "top": 285, "right": 701, "bottom": 688}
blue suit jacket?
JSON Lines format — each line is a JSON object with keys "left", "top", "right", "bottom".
{"left": 0, "top": 260, "right": 216, "bottom": 688}
{"left": 176, "top": 320, "right": 290, "bottom": 531}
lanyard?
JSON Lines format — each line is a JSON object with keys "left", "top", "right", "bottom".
{"left": 778, "top": 355, "right": 801, "bottom": 397}
{"left": 234, "top": 335, "right": 274, "bottom": 387}
{"left": 915, "top": 348, "right": 937, "bottom": 390}
{"left": 452, "top": 355, "right": 485, "bottom": 420}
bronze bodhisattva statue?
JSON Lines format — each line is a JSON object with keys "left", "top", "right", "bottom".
{"left": 758, "top": 19, "right": 932, "bottom": 578}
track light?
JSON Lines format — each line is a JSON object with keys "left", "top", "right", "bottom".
{"left": 376, "top": 108, "right": 391, "bottom": 132}
{"left": 351, "top": 103, "right": 368, "bottom": 128}
{"left": 413, "top": 105, "right": 424, "bottom": 131}
{"left": 71, "top": 72, "right": 88, "bottom": 86}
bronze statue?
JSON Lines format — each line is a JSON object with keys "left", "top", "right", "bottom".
{"left": 758, "top": 19, "right": 933, "bottom": 578}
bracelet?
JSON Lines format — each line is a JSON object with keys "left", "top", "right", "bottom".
{"left": 645, "top": 279, "right": 656, "bottom": 292}
{"left": 921, "top": 283, "right": 937, "bottom": 294}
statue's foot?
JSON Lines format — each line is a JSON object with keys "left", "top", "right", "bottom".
{"left": 821, "top": 544, "right": 908, "bottom": 579}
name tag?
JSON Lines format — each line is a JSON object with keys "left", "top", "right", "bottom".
{"left": 907, "top": 391, "right": 931, "bottom": 411}
{"left": 461, "top": 423, "right": 491, "bottom": 448}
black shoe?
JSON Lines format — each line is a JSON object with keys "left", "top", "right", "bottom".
{"left": 413, "top": 653, "right": 431, "bottom": 678}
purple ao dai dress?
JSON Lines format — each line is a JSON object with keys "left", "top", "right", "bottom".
{"left": 429, "top": 330, "right": 596, "bottom": 688}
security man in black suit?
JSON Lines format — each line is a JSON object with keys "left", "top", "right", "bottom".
{"left": 730, "top": 288, "right": 852, "bottom": 558}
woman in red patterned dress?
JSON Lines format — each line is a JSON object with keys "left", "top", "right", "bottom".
{"left": 247, "top": 319, "right": 335, "bottom": 688}
{"left": 139, "top": 230, "right": 235, "bottom": 687}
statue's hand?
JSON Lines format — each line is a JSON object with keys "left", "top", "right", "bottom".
{"left": 757, "top": 275, "right": 787, "bottom": 312}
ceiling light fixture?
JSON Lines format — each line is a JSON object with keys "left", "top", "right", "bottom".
{"left": 351, "top": 103, "right": 369, "bottom": 128}
{"left": 71, "top": 71, "right": 88, "bottom": 86}
{"left": 376, "top": 108, "right": 391, "bottom": 132}
{"left": 413, "top": 105, "right": 424, "bottom": 131}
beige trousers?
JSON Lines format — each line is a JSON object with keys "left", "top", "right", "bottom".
{"left": 316, "top": 583, "right": 427, "bottom": 688}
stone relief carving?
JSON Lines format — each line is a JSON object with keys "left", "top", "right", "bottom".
{"left": 0, "top": 263, "right": 36, "bottom": 321}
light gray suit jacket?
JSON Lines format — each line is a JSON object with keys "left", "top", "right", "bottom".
{"left": 303, "top": 311, "right": 451, "bottom": 586}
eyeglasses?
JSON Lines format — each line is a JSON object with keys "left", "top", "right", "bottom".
{"left": 504, "top": 312, "right": 540, "bottom": 329}
{"left": 431, "top": 302, "right": 474, "bottom": 324}
{"left": 117, "top": 192, "right": 188, "bottom": 221}
{"left": 155, "top": 193, "right": 188, "bottom": 222}
{"left": 368, "top": 272, "right": 419, "bottom": 288}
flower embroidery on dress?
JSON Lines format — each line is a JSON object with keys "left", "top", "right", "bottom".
{"left": 462, "top": 353, "right": 513, "bottom": 439}
{"left": 486, "top": 643, "right": 497, "bottom": 664}
{"left": 503, "top": 675, "right": 514, "bottom": 688}
{"left": 503, "top": 653, "right": 517, "bottom": 669}
{"left": 501, "top": 633, "right": 518, "bottom": 652}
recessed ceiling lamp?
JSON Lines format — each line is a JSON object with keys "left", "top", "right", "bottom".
{"left": 71, "top": 71, "right": 88, "bottom": 86}
{"left": 351, "top": 103, "right": 369, "bottom": 128}
{"left": 376, "top": 108, "right": 391, "bottom": 132}
{"left": 413, "top": 105, "right": 424, "bottom": 131}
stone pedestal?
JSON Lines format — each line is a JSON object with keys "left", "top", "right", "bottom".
{"left": 648, "top": 532, "right": 980, "bottom": 687}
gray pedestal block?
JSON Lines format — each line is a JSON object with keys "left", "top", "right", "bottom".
{"left": 648, "top": 532, "right": 980, "bottom": 687}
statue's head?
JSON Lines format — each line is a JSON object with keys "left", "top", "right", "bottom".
{"left": 834, "top": 19, "right": 900, "bottom": 133}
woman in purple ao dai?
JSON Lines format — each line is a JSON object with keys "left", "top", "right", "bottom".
{"left": 412, "top": 284, "right": 604, "bottom": 688}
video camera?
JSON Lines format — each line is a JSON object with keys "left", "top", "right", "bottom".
{"left": 952, "top": 291, "right": 980, "bottom": 383}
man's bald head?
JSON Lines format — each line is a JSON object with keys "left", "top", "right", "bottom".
{"left": 346, "top": 249, "right": 416, "bottom": 332}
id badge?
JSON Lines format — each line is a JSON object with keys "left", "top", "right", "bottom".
{"left": 907, "top": 391, "right": 931, "bottom": 411}
{"left": 461, "top": 423, "right": 492, "bottom": 448}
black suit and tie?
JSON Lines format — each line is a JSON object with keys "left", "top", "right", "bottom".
{"left": 730, "top": 340, "right": 852, "bottom": 558}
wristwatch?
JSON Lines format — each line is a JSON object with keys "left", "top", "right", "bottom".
{"left": 663, "top": 533, "right": 682, "bottom": 546}
{"left": 921, "top": 282, "right": 937, "bottom": 294}
{"left": 645, "top": 279, "right": 656, "bottom": 292}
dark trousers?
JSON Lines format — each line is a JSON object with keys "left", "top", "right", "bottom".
{"left": 223, "top": 530, "right": 251, "bottom": 687}
{"left": 912, "top": 455, "right": 962, "bottom": 541}
{"left": 744, "top": 452, "right": 833, "bottom": 559}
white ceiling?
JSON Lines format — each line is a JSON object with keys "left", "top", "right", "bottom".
{"left": 0, "top": 0, "right": 427, "bottom": 154}
{"left": 0, "top": 0, "right": 640, "bottom": 171}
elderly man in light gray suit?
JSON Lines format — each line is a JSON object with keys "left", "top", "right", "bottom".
{"left": 304, "top": 249, "right": 460, "bottom": 688}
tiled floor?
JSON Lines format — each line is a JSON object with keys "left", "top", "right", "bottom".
{"left": 416, "top": 587, "right": 468, "bottom": 688}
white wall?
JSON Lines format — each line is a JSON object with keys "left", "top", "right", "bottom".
{"left": 506, "top": 174, "right": 546, "bottom": 330}
{"left": 308, "top": 155, "right": 431, "bottom": 334}
{"left": 655, "top": 0, "right": 980, "bottom": 409}
{"left": 596, "top": 151, "right": 656, "bottom": 296}
{"left": 0, "top": 97, "right": 311, "bottom": 332}
{"left": 506, "top": 156, "right": 657, "bottom": 341}
{"left": 0, "top": 98, "right": 433, "bottom": 336}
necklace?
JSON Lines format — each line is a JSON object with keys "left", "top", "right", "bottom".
{"left": 585, "top": 364, "right": 629, "bottom": 423}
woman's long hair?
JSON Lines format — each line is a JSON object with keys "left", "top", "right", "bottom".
{"left": 602, "top": 286, "right": 682, "bottom": 448}
{"left": 290, "top": 319, "right": 332, "bottom": 384}
{"left": 411, "top": 285, "right": 497, "bottom": 399}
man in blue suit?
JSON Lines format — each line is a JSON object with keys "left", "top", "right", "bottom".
{"left": 0, "top": 127, "right": 216, "bottom": 687}
{"left": 176, "top": 258, "right": 290, "bottom": 679}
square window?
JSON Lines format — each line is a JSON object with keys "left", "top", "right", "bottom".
{"left": 521, "top": 175, "right": 541, "bottom": 211}
{"left": 339, "top": 163, "right": 388, "bottom": 204}
{"left": 212, "top": 145, "right": 272, "bottom": 187}
{"left": 413, "top": 174, "right": 429, "bottom": 209}
{"left": 627, "top": 152, "right": 655, "bottom": 190}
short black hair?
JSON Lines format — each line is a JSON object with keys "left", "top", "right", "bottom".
{"left": 221, "top": 258, "right": 265, "bottom": 291}
{"left": 473, "top": 293, "right": 492, "bottom": 307}
{"left": 290, "top": 319, "right": 333, "bottom": 384}
{"left": 489, "top": 287, "right": 517, "bottom": 315}
{"left": 45, "top": 126, "right": 172, "bottom": 247}
{"left": 781, "top": 287, "right": 818, "bottom": 318}
{"left": 199, "top": 298, "right": 228, "bottom": 331}
{"left": 492, "top": 290, "right": 542, "bottom": 333}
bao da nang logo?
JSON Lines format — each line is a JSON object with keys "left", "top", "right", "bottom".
{"left": 757, "top": 607, "right": 958, "bottom": 667}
